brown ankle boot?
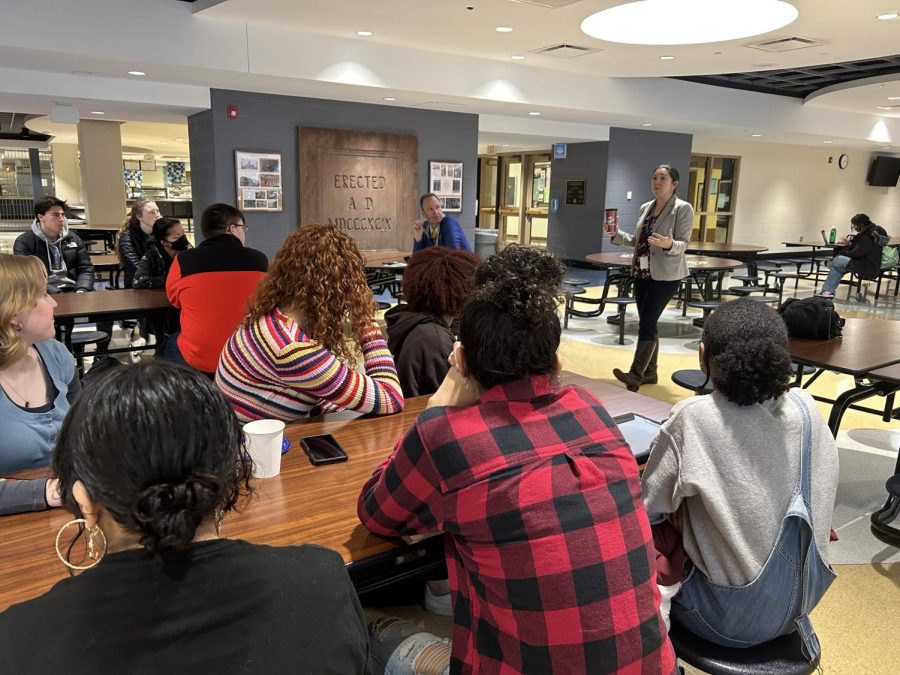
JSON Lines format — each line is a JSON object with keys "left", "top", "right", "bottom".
{"left": 642, "top": 338, "right": 660, "bottom": 385}
{"left": 613, "top": 340, "right": 656, "bottom": 392}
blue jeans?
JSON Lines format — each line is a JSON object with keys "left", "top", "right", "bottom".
{"left": 159, "top": 331, "right": 188, "bottom": 366}
{"left": 368, "top": 617, "right": 450, "bottom": 675}
{"left": 821, "top": 255, "right": 850, "bottom": 293}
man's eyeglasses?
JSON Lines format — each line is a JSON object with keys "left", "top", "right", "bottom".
{"left": 44, "top": 211, "right": 66, "bottom": 220}
{"left": 231, "top": 222, "right": 249, "bottom": 231}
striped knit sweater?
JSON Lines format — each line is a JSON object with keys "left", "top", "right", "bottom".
{"left": 215, "top": 310, "right": 404, "bottom": 423}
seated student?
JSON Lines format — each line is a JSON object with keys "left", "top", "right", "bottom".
{"left": 0, "top": 254, "right": 74, "bottom": 513}
{"left": 217, "top": 224, "right": 404, "bottom": 423}
{"left": 13, "top": 197, "right": 94, "bottom": 294}
{"left": 642, "top": 299, "right": 839, "bottom": 658}
{"left": 164, "top": 203, "right": 268, "bottom": 375}
{"left": 118, "top": 199, "right": 161, "bottom": 289}
{"left": 359, "top": 246, "right": 675, "bottom": 674}
{"left": 385, "top": 246, "right": 479, "bottom": 397}
{"left": 133, "top": 217, "right": 191, "bottom": 289}
{"left": 0, "top": 361, "right": 368, "bottom": 673}
{"left": 818, "top": 213, "right": 888, "bottom": 298}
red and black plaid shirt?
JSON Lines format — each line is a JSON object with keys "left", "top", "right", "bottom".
{"left": 358, "top": 375, "right": 675, "bottom": 674}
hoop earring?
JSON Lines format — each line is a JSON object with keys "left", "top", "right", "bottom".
{"left": 55, "top": 518, "right": 107, "bottom": 571}
{"left": 464, "top": 378, "right": 470, "bottom": 390}
{"left": 214, "top": 509, "right": 224, "bottom": 536}
{"left": 12, "top": 323, "right": 22, "bottom": 332}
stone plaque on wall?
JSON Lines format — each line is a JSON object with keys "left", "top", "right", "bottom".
{"left": 299, "top": 127, "right": 418, "bottom": 252}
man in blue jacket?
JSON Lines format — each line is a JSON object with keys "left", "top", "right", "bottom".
{"left": 412, "top": 193, "right": 472, "bottom": 252}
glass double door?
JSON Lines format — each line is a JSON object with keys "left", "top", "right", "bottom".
{"left": 478, "top": 152, "right": 550, "bottom": 248}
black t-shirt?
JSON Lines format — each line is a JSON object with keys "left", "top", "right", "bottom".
{"left": 0, "top": 539, "right": 368, "bottom": 674}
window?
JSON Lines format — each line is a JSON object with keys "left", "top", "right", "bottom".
{"left": 688, "top": 155, "right": 739, "bottom": 243}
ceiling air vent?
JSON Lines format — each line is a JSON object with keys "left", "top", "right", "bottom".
{"left": 746, "top": 36, "right": 824, "bottom": 53}
{"left": 511, "top": 0, "right": 585, "bottom": 8}
{"left": 532, "top": 43, "right": 600, "bottom": 59}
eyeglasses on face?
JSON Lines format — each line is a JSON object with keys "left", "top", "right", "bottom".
{"left": 44, "top": 211, "right": 66, "bottom": 219}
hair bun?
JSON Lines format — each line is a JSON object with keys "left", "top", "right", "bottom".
{"left": 132, "top": 474, "right": 220, "bottom": 554}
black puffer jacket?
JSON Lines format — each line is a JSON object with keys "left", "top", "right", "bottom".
{"left": 844, "top": 225, "right": 889, "bottom": 280}
{"left": 384, "top": 305, "right": 454, "bottom": 398}
{"left": 13, "top": 223, "right": 94, "bottom": 292}
{"left": 117, "top": 222, "right": 152, "bottom": 288}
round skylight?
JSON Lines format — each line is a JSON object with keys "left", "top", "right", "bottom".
{"left": 581, "top": 0, "right": 798, "bottom": 46}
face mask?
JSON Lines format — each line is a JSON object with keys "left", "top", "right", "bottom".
{"left": 169, "top": 235, "right": 190, "bottom": 251}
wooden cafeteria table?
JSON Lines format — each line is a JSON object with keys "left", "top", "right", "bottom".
{"left": 53, "top": 289, "right": 173, "bottom": 355}
{"left": 788, "top": 317, "right": 900, "bottom": 434}
{"left": 68, "top": 223, "right": 121, "bottom": 251}
{"left": 685, "top": 242, "right": 768, "bottom": 277}
{"left": 0, "top": 371, "right": 672, "bottom": 611}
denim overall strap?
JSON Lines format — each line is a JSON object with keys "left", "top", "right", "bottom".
{"left": 785, "top": 391, "right": 821, "bottom": 662}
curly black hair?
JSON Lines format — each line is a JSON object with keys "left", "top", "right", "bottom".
{"left": 53, "top": 360, "right": 252, "bottom": 559}
{"left": 402, "top": 246, "right": 481, "bottom": 317}
{"left": 460, "top": 246, "right": 566, "bottom": 390}
{"left": 701, "top": 298, "right": 793, "bottom": 405}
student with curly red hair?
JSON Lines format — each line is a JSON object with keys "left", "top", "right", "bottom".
{"left": 216, "top": 224, "right": 404, "bottom": 422}
{"left": 385, "top": 246, "right": 480, "bottom": 397}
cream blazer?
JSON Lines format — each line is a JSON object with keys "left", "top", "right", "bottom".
{"left": 612, "top": 196, "right": 694, "bottom": 281}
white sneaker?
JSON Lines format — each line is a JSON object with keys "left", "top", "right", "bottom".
{"left": 423, "top": 585, "right": 453, "bottom": 617}
{"left": 129, "top": 337, "right": 147, "bottom": 363}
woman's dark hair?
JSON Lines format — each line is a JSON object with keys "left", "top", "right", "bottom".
{"left": 701, "top": 298, "right": 792, "bottom": 405}
{"left": 152, "top": 217, "right": 181, "bottom": 243}
{"left": 460, "top": 246, "right": 566, "bottom": 390}
{"left": 52, "top": 360, "right": 252, "bottom": 557}
{"left": 402, "top": 246, "right": 480, "bottom": 317}
{"left": 850, "top": 213, "right": 875, "bottom": 230}
{"left": 654, "top": 164, "right": 680, "bottom": 183}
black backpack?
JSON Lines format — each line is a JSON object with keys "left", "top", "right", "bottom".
{"left": 778, "top": 297, "right": 844, "bottom": 339}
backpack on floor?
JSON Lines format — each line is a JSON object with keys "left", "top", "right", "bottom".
{"left": 882, "top": 245, "right": 899, "bottom": 270}
{"left": 778, "top": 297, "right": 844, "bottom": 339}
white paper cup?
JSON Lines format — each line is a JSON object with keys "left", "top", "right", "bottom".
{"left": 243, "top": 419, "right": 286, "bottom": 479}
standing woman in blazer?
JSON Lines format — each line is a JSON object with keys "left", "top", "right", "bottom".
{"left": 609, "top": 164, "right": 694, "bottom": 391}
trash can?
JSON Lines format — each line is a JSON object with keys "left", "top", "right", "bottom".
{"left": 474, "top": 228, "right": 499, "bottom": 260}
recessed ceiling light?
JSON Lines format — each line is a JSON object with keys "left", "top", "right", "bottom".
{"left": 511, "top": 55, "right": 526, "bottom": 60}
{"left": 660, "top": 55, "right": 675, "bottom": 60}
{"left": 127, "top": 70, "right": 146, "bottom": 76}
{"left": 356, "top": 30, "right": 374, "bottom": 37}
{"left": 751, "top": 133, "right": 762, "bottom": 137}
{"left": 876, "top": 12, "right": 899, "bottom": 21}
{"left": 888, "top": 96, "right": 900, "bottom": 101}
{"left": 877, "top": 106, "right": 892, "bottom": 110}
{"left": 495, "top": 26, "right": 514, "bottom": 33}
{"left": 501, "top": 144, "right": 510, "bottom": 147}
{"left": 642, "top": 123, "right": 653, "bottom": 127}
{"left": 528, "top": 111, "right": 541, "bottom": 116}
{"left": 581, "top": 0, "right": 798, "bottom": 45}
{"left": 822, "top": 140, "right": 832, "bottom": 144}
{"left": 383, "top": 97, "right": 397, "bottom": 101}
{"left": 90, "top": 111, "right": 105, "bottom": 115}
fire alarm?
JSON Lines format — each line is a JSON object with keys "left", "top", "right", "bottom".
{"left": 227, "top": 105, "right": 238, "bottom": 120}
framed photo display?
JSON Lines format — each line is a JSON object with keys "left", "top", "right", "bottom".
{"left": 428, "top": 160, "right": 463, "bottom": 213}
{"left": 235, "top": 150, "right": 283, "bottom": 212}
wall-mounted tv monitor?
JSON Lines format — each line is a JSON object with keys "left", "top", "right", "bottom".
{"left": 866, "top": 156, "right": 900, "bottom": 187}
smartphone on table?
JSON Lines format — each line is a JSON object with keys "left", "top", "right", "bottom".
{"left": 300, "top": 434, "right": 349, "bottom": 466}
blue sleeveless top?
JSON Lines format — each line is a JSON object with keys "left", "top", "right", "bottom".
{"left": 0, "top": 340, "right": 74, "bottom": 473}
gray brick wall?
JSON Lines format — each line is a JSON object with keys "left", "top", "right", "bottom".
{"left": 188, "top": 89, "right": 478, "bottom": 258}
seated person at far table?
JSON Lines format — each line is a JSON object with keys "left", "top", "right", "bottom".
{"left": 13, "top": 196, "right": 94, "bottom": 294}
{"left": 412, "top": 193, "right": 472, "bottom": 253}
{"left": 818, "top": 213, "right": 888, "bottom": 298}
{"left": 359, "top": 246, "right": 675, "bottom": 675}
{"left": 0, "top": 361, "right": 369, "bottom": 673}
{"left": 133, "top": 217, "right": 191, "bottom": 289}
{"left": 164, "top": 203, "right": 268, "bottom": 375}
{"left": 385, "top": 246, "right": 480, "bottom": 397}
{"left": 0, "top": 254, "right": 73, "bottom": 514}
{"left": 216, "top": 224, "right": 404, "bottom": 423}
{"left": 642, "top": 299, "right": 838, "bottom": 661}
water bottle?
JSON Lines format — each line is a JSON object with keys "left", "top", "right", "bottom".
{"left": 829, "top": 227, "right": 837, "bottom": 244}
